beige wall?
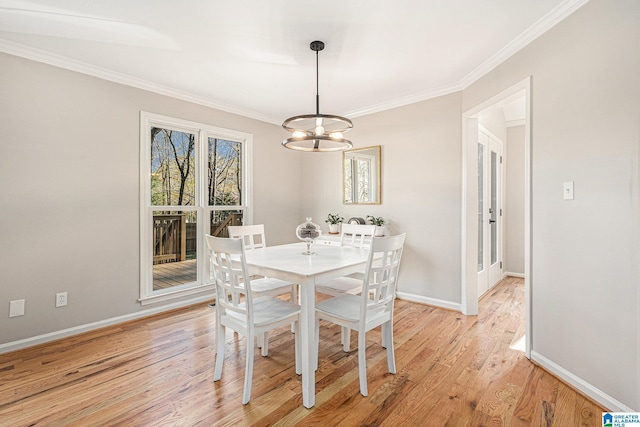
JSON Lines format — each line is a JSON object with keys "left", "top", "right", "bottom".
{"left": 305, "top": 92, "right": 463, "bottom": 305}
{"left": 0, "top": 53, "right": 302, "bottom": 345}
{"left": 463, "top": 0, "right": 639, "bottom": 410}
{"left": 478, "top": 104, "right": 507, "bottom": 143}
{"left": 505, "top": 125, "right": 525, "bottom": 275}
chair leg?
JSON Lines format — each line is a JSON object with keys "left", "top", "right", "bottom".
{"left": 385, "top": 321, "right": 396, "bottom": 374}
{"left": 242, "top": 332, "right": 255, "bottom": 404}
{"left": 290, "top": 285, "right": 298, "bottom": 333}
{"left": 381, "top": 324, "right": 388, "bottom": 348}
{"left": 213, "top": 323, "right": 225, "bottom": 381}
{"left": 341, "top": 327, "right": 351, "bottom": 352}
{"left": 358, "top": 330, "right": 368, "bottom": 396}
{"left": 314, "top": 318, "right": 320, "bottom": 371}
{"left": 295, "top": 320, "right": 301, "bottom": 375}
{"left": 261, "top": 332, "right": 269, "bottom": 357}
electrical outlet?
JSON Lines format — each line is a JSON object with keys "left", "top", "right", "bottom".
{"left": 56, "top": 292, "right": 67, "bottom": 307}
{"left": 9, "top": 299, "right": 25, "bottom": 317}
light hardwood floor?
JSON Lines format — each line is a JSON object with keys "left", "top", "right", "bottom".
{"left": 0, "top": 277, "right": 606, "bottom": 426}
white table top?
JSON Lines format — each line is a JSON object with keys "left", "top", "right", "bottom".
{"left": 243, "top": 242, "right": 370, "bottom": 278}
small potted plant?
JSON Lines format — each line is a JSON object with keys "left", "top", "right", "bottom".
{"left": 325, "top": 213, "right": 344, "bottom": 234}
{"left": 366, "top": 215, "right": 386, "bottom": 236}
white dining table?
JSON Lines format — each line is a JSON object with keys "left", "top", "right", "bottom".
{"left": 243, "top": 241, "right": 371, "bottom": 408}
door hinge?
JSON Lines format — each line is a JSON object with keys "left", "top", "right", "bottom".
{"left": 500, "top": 261, "right": 503, "bottom": 269}
{"left": 500, "top": 208, "right": 502, "bottom": 216}
{"left": 500, "top": 156, "right": 503, "bottom": 164}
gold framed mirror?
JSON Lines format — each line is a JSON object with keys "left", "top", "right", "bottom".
{"left": 343, "top": 145, "right": 381, "bottom": 204}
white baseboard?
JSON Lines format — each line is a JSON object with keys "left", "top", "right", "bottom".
{"left": 0, "top": 294, "right": 214, "bottom": 355}
{"left": 530, "top": 350, "right": 635, "bottom": 412}
{"left": 396, "top": 291, "right": 461, "bottom": 312}
{"left": 504, "top": 271, "right": 525, "bottom": 278}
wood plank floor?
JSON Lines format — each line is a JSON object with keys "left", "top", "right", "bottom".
{"left": 0, "top": 277, "right": 606, "bottom": 426}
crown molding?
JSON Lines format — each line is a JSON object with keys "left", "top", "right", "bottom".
{"left": 0, "top": 0, "right": 588, "bottom": 123}
{"left": 459, "top": 0, "right": 589, "bottom": 89}
{"left": 343, "top": 83, "right": 464, "bottom": 118}
{"left": 0, "top": 39, "right": 282, "bottom": 125}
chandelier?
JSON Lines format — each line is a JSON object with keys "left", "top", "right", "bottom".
{"left": 282, "top": 41, "right": 353, "bottom": 152}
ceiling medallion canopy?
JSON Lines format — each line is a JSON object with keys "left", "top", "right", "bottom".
{"left": 282, "top": 41, "right": 353, "bottom": 152}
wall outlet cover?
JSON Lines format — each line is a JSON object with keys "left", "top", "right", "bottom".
{"left": 56, "top": 292, "right": 68, "bottom": 307}
{"left": 9, "top": 299, "right": 25, "bottom": 317}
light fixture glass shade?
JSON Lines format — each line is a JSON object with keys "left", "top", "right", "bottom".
{"left": 282, "top": 41, "right": 353, "bottom": 152}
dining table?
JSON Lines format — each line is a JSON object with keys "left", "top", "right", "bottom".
{"left": 242, "top": 241, "right": 372, "bottom": 408}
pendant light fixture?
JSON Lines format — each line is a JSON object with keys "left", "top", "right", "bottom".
{"left": 282, "top": 41, "right": 353, "bottom": 152}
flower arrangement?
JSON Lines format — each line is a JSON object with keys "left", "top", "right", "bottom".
{"left": 325, "top": 213, "right": 344, "bottom": 225}
{"left": 366, "top": 215, "right": 385, "bottom": 226}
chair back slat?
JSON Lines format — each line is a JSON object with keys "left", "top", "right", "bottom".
{"left": 205, "top": 234, "right": 253, "bottom": 320}
{"left": 340, "top": 224, "right": 376, "bottom": 248}
{"left": 361, "top": 233, "right": 406, "bottom": 319}
{"left": 228, "top": 224, "right": 266, "bottom": 249}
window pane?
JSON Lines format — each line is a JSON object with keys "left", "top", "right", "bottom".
{"left": 356, "top": 159, "right": 371, "bottom": 202}
{"left": 208, "top": 138, "right": 242, "bottom": 206}
{"left": 152, "top": 210, "right": 197, "bottom": 290}
{"left": 151, "top": 128, "right": 196, "bottom": 206}
{"left": 209, "top": 210, "right": 243, "bottom": 237}
{"left": 344, "top": 160, "right": 353, "bottom": 203}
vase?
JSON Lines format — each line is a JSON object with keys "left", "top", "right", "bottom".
{"left": 328, "top": 223, "right": 340, "bottom": 234}
{"left": 296, "top": 218, "right": 321, "bottom": 255}
{"left": 374, "top": 225, "right": 385, "bottom": 237}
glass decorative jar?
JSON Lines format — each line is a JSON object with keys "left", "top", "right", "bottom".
{"left": 295, "top": 217, "right": 321, "bottom": 255}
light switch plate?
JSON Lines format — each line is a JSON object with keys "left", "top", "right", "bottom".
{"left": 563, "top": 181, "right": 574, "bottom": 200}
{"left": 9, "top": 299, "right": 25, "bottom": 317}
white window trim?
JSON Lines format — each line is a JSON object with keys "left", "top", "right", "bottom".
{"left": 139, "top": 111, "right": 253, "bottom": 305}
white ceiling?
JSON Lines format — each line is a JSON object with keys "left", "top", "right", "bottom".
{"left": 0, "top": 0, "right": 586, "bottom": 124}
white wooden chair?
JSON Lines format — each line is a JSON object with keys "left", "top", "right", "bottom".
{"left": 228, "top": 224, "right": 296, "bottom": 300}
{"left": 338, "top": 223, "right": 376, "bottom": 249}
{"left": 228, "top": 224, "right": 298, "bottom": 353}
{"left": 315, "top": 224, "right": 376, "bottom": 297}
{"left": 205, "top": 234, "right": 301, "bottom": 404}
{"left": 228, "top": 224, "right": 267, "bottom": 249}
{"left": 315, "top": 224, "right": 377, "bottom": 349}
{"left": 315, "top": 233, "right": 406, "bottom": 397}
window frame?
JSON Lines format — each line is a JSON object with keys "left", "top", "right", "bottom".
{"left": 139, "top": 111, "right": 253, "bottom": 305}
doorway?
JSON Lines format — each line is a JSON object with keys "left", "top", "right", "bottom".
{"left": 477, "top": 128, "right": 504, "bottom": 296}
{"left": 461, "top": 77, "right": 531, "bottom": 358}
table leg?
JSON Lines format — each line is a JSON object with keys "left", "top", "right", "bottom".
{"left": 299, "top": 277, "right": 315, "bottom": 408}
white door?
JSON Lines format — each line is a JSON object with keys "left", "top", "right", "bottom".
{"left": 477, "top": 130, "right": 503, "bottom": 296}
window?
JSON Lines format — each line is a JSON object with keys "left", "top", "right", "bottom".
{"left": 344, "top": 148, "right": 379, "bottom": 204}
{"left": 139, "top": 112, "right": 252, "bottom": 304}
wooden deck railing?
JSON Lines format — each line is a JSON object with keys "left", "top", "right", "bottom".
{"left": 211, "top": 213, "right": 243, "bottom": 237}
{"left": 153, "top": 214, "right": 186, "bottom": 264}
